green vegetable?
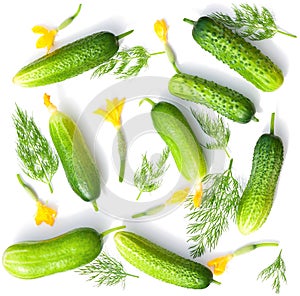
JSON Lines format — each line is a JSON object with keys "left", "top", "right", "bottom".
{"left": 114, "top": 231, "right": 220, "bottom": 289}
{"left": 210, "top": 4, "right": 297, "bottom": 40}
{"left": 2, "top": 226, "right": 125, "bottom": 279}
{"left": 134, "top": 147, "right": 170, "bottom": 200}
{"left": 257, "top": 249, "right": 287, "bottom": 294}
{"left": 237, "top": 113, "right": 284, "bottom": 235}
{"left": 45, "top": 95, "right": 100, "bottom": 211}
{"left": 140, "top": 98, "right": 207, "bottom": 183}
{"left": 76, "top": 252, "right": 138, "bottom": 287}
{"left": 13, "top": 30, "right": 133, "bottom": 87}
{"left": 183, "top": 17, "right": 284, "bottom": 91}
{"left": 168, "top": 72, "right": 258, "bottom": 123}
{"left": 13, "top": 105, "right": 59, "bottom": 193}
{"left": 92, "top": 46, "right": 165, "bottom": 79}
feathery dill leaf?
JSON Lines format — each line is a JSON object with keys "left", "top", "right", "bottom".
{"left": 192, "top": 109, "right": 230, "bottom": 158}
{"left": 92, "top": 46, "right": 165, "bottom": 79}
{"left": 258, "top": 249, "right": 287, "bottom": 294}
{"left": 76, "top": 252, "right": 138, "bottom": 287}
{"left": 134, "top": 147, "right": 170, "bottom": 200}
{"left": 210, "top": 4, "right": 297, "bottom": 40}
{"left": 186, "top": 159, "right": 241, "bottom": 257}
{"left": 13, "top": 105, "right": 59, "bottom": 193}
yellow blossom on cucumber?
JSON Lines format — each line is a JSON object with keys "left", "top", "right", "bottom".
{"left": 94, "top": 98, "right": 125, "bottom": 129}
{"left": 35, "top": 201, "right": 57, "bottom": 226}
{"left": 193, "top": 182, "right": 203, "bottom": 208}
{"left": 154, "top": 19, "right": 168, "bottom": 43}
{"left": 207, "top": 254, "right": 233, "bottom": 275}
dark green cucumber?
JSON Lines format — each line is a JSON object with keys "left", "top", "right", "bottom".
{"left": 142, "top": 99, "right": 207, "bottom": 183}
{"left": 237, "top": 113, "right": 284, "bottom": 235}
{"left": 114, "top": 231, "right": 218, "bottom": 289}
{"left": 13, "top": 30, "right": 133, "bottom": 87}
{"left": 2, "top": 226, "right": 124, "bottom": 279}
{"left": 184, "top": 17, "right": 284, "bottom": 92}
{"left": 46, "top": 98, "right": 100, "bottom": 210}
{"left": 169, "top": 72, "right": 257, "bottom": 123}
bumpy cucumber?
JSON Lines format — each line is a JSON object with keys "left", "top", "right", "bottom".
{"left": 143, "top": 99, "right": 207, "bottom": 183}
{"left": 169, "top": 72, "right": 257, "bottom": 123}
{"left": 184, "top": 17, "right": 284, "bottom": 92}
{"left": 237, "top": 113, "right": 284, "bottom": 235}
{"left": 114, "top": 231, "right": 218, "bottom": 289}
{"left": 46, "top": 97, "right": 100, "bottom": 210}
{"left": 2, "top": 226, "right": 124, "bottom": 279}
{"left": 13, "top": 30, "right": 133, "bottom": 87}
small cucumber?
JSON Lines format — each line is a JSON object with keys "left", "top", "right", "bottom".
{"left": 114, "top": 231, "right": 219, "bottom": 289}
{"left": 184, "top": 17, "right": 284, "bottom": 92}
{"left": 169, "top": 72, "right": 257, "bottom": 123}
{"left": 237, "top": 113, "right": 284, "bottom": 235}
{"left": 2, "top": 226, "right": 125, "bottom": 279}
{"left": 13, "top": 30, "right": 133, "bottom": 87}
{"left": 142, "top": 98, "right": 207, "bottom": 183}
{"left": 45, "top": 95, "right": 100, "bottom": 210}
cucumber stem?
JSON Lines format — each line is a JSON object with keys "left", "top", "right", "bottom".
{"left": 183, "top": 18, "right": 196, "bottom": 25}
{"left": 252, "top": 116, "right": 259, "bottom": 122}
{"left": 100, "top": 225, "right": 126, "bottom": 238}
{"left": 139, "top": 97, "right": 156, "bottom": 107}
{"left": 17, "top": 174, "right": 39, "bottom": 202}
{"left": 116, "top": 29, "right": 134, "bottom": 40}
{"left": 233, "top": 242, "right": 279, "bottom": 257}
{"left": 117, "top": 128, "right": 127, "bottom": 183}
{"left": 212, "top": 279, "right": 222, "bottom": 285}
{"left": 92, "top": 200, "right": 99, "bottom": 212}
{"left": 270, "top": 112, "right": 275, "bottom": 135}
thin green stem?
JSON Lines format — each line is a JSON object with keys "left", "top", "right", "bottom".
{"left": 58, "top": 3, "right": 82, "bottom": 31}
{"left": 17, "top": 174, "right": 39, "bottom": 202}
{"left": 270, "top": 112, "right": 275, "bottom": 135}
{"left": 92, "top": 200, "right": 99, "bottom": 212}
{"left": 100, "top": 225, "right": 126, "bottom": 238}
{"left": 139, "top": 97, "right": 156, "bottom": 107}
{"left": 136, "top": 191, "right": 143, "bottom": 201}
{"left": 117, "top": 30, "right": 134, "bottom": 40}
{"left": 117, "top": 128, "right": 127, "bottom": 183}
{"left": 183, "top": 18, "right": 196, "bottom": 25}
{"left": 150, "top": 51, "right": 165, "bottom": 56}
{"left": 252, "top": 116, "right": 259, "bottom": 122}
{"left": 277, "top": 29, "right": 297, "bottom": 38}
{"left": 234, "top": 242, "right": 279, "bottom": 256}
{"left": 212, "top": 279, "right": 222, "bottom": 285}
{"left": 228, "top": 158, "right": 233, "bottom": 171}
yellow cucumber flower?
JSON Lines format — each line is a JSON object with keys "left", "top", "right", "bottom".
{"left": 165, "top": 187, "right": 190, "bottom": 205}
{"left": 94, "top": 98, "right": 125, "bottom": 129}
{"left": 193, "top": 182, "right": 203, "bottom": 208}
{"left": 35, "top": 201, "right": 57, "bottom": 226}
{"left": 154, "top": 19, "right": 168, "bottom": 43}
{"left": 207, "top": 254, "right": 234, "bottom": 276}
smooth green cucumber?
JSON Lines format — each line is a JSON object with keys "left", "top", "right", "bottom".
{"left": 13, "top": 30, "right": 133, "bottom": 87}
{"left": 169, "top": 72, "right": 257, "bottom": 123}
{"left": 184, "top": 17, "right": 284, "bottom": 92}
{"left": 237, "top": 113, "right": 284, "bottom": 235}
{"left": 48, "top": 102, "right": 100, "bottom": 210}
{"left": 142, "top": 99, "right": 207, "bottom": 183}
{"left": 114, "top": 231, "right": 218, "bottom": 289}
{"left": 2, "top": 226, "right": 124, "bottom": 279}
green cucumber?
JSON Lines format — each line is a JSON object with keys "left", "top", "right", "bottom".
{"left": 45, "top": 96, "right": 100, "bottom": 210}
{"left": 169, "top": 72, "right": 257, "bottom": 123}
{"left": 13, "top": 30, "right": 133, "bottom": 87}
{"left": 114, "top": 231, "right": 219, "bottom": 289}
{"left": 2, "top": 226, "right": 125, "bottom": 279}
{"left": 184, "top": 17, "right": 284, "bottom": 92}
{"left": 237, "top": 113, "right": 284, "bottom": 235}
{"left": 141, "top": 98, "right": 207, "bottom": 183}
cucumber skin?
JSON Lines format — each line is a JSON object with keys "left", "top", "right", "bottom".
{"left": 13, "top": 32, "right": 119, "bottom": 87}
{"left": 114, "top": 231, "right": 213, "bottom": 289}
{"left": 237, "top": 134, "right": 284, "bottom": 235}
{"left": 191, "top": 17, "right": 283, "bottom": 92}
{"left": 2, "top": 228, "right": 102, "bottom": 279}
{"left": 49, "top": 111, "right": 100, "bottom": 202}
{"left": 151, "top": 101, "right": 207, "bottom": 182}
{"left": 169, "top": 73, "right": 256, "bottom": 123}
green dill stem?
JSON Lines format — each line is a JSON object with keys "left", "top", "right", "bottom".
{"left": 17, "top": 174, "right": 39, "bottom": 202}
{"left": 117, "top": 127, "right": 127, "bottom": 182}
{"left": 277, "top": 29, "right": 297, "bottom": 38}
{"left": 136, "top": 191, "right": 143, "bottom": 201}
{"left": 183, "top": 18, "right": 196, "bottom": 26}
{"left": 150, "top": 51, "right": 165, "bottom": 56}
{"left": 116, "top": 30, "right": 134, "bottom": 40}
{"left": 233, "top": 242, "right": 279, "bottom": 257}
{"left": 270, "top": 112, "right": 275, "bottom": 135}
{"left": 100, "top": 225, "right": 126, "bottom": 238}
{"left": 225, "top": 148, "right": 231, "bottom": 159}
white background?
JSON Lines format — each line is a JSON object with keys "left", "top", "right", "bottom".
{"left": 0, "top": 0, "right": 299, "bottom": 295}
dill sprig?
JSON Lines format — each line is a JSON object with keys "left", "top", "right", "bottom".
{"left": 77, "top": 252, "right": 138, "bottom": 288}
{"left": 191, "top": 109, "right": 230, "bottom": 158}
{"left": 13, "top": 105, "right": 59, "bottom": 193}
{"left": 186, "top": 159, "right": 241, "bottom": 257}
{"left": 258, "top": 249, "right": 287, "bottom": 294}
{"left": 210, "top": 4, "right": 297, "bottom": 40}
{"left": 134, "top": 147, "right": 170, "bottom": 200}
{"left": 92, "top": 46, "right": 164, "bottom": 79}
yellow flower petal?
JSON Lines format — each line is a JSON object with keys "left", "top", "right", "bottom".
{"left": 193, "top": 181, "right": 203, "bottom": 208}
{"left": 35, "top": 201, "right": 57, "bottom": 226}
{"left": 154, "top": 19, "right": 168, "bottom": 43}
{"left": 165, "top": 187, "right": 190, "bottom": 205}
{"left": 33, "top": 26, "right": 57, "bottom": 53}
{"left": 94, "top": 98, "right": 126, "bottom": 129}
{"left": 207, "top": 254, "right": 234, "bottom": 275}
{"left": 32, "top": 25, "right": 48, "bottom": 34}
